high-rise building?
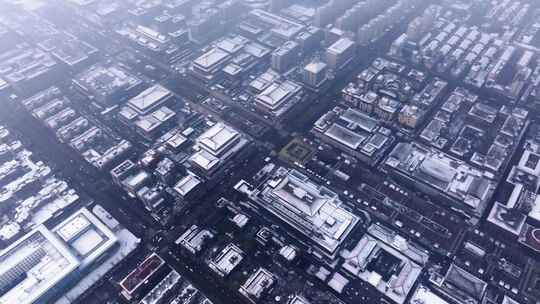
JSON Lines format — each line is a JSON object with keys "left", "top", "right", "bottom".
{"left": 271, "top": 41, "right": 300, "bottom": 72}
{"left": 325, "top": 37, "right": 355, "bottom": 70}
{"left": 303, "top": 60, "right": 327, "bottom": 88}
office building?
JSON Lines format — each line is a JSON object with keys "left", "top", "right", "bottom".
{"left": 126, "top": 85, "right": 173, "bottom": 115}
{"left": 384, "top": 142, "right": 496, "bottom": 221}
{"left": 244, "top": 167, "right": 359, "bottom": 257}
{"left": 271, "top": 41, "right": 300, "bottom": 72}
{"left": 302, "top": 60, "right": 328, "bottom": 88}
{"left": 190, "top": 122, "right": 248, "bottom": 175}
{"left": 313, "top": 107, "right": 394, "bottom": 165}
{"left": 0, "top": 207, "right": 138, "bottom": 304}
{"left": 73, "top": 64, "right": 143, "bottom": 107}
{"left": 255, "top": 80, "right": 302, "bottom": 118}
{"left": 340, "top": 224, "right": 429, "bottom": 304}
{"left": 326, "top": 38, "right": 355, "bottom": 70}
{"left": 239, "top": 268, "right": 276, "bottom": 303}
{"left": 191, "top": 48, "right": 231, "bottom": 82}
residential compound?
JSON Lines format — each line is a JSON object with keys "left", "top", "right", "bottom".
{"left": 20, "top": 86, "right": 131, "bottom": 170}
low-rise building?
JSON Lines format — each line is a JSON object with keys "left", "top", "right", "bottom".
{"left": 73, "top": 64, "right": 143, "bottom": 107}
{"left": 384, "top": 142, "right": 496, "bottom": 221}
{"left": 208, "top": 243, "right": 244, "bottom": 277}
{"left": 255, "top": 80, "right": 302, "bottom": 119}
{"left": 244, "top": 166, "right": 359, "bottom": 258}
{"left": 340, "top": 224, "right": 429, "bottom": 304}
{"left": 191, "top": 48, "right": 231, "bottom": 82}
{"left": 126, "top": 85, "right": 173, "bottom": 115}
{"left": 238, "top": 268, "right": 276, "bottom": 303}
{"left": 0, "top": 207, "right": 138, "bottom": 304}
{"left": 189, "top": 122, "right": 248, "bottom": 176}
{"left": 313, "top": 107, "right": 394, "bottom": 165}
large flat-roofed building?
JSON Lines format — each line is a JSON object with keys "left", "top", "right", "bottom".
{"left": 173, "top": 173, "right": 201, "bottom": 199}
{"left": 248, "top": 9, "right": 304, "bottom": 40}
{"left": 0, "top": 226, "right": 80, "bottom": 304}
{"left": 340, "top": 224, "right": 429, "bottom": 304}
{"left": 215, "top": 35, "right": 249, "bottom": 54}
{"left": 255, "top": 80, "right": 302, "bottom": 118}
{"left": 326, "top": 38, "right": 355, "bottom": 70}
{"left": 191, "top": 47, "right": 231, "bottom": 82}
{"left": 313, "top": 107, "right": 394, "bottom": 165}
{"left": 384, "top": 142, "right": 496, "bottom": 221}
{"left": 409, "top": 285, "right": 450, "bottom": 304}
{"left": 0, "top": 207, "right": 134, "bottom": 304}
{"left": 433, "top": 264, "right": 488, "bottom": 304}
{"left": 247, "top": 167, "right": 359, "bottom": 257}
{"left": 52, "top": 208, "right": 118, "bottom": 268}
{"left": 73, "top": 64, "right": 143, "bottom": 106}
{"left": 115, "top": 24, "right": 178, "bottom": 61}
{"left": 127, "top": 84, "right": 173, "bottom": 115}
{"left": 190, "top": 122, "right": 248, "bottom": 175}
{"left": 189, "top": 150, "right": 221, "bottom": 175}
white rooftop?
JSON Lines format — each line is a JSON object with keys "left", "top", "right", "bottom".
{"left": 324, "top": 124, "right": 366, "bottom": 150}
{"left": 190, "top": 150, "right": 220, "bottom": 171}
{"left": 304, "top": 61, "right": 327, "bottom": 74}
{"left": 254, "top": 168, "right": 358, "bottom": 254}
{"left": 410, "top": 285, "right": 450, "bottom": 304}
{"left": 256, "top": 80, "right": 300, "bottom": 110}
{"left": 289, "top": 295, "right": 311, "bottom": 304}
{"left": 52, "top": 208, "right": 118, "bottom": 267}
{"left": 174, "top": 173, "right": 201, "bottom": 197}
{"left": 239, "top": 267, "right": 276, "bottom": 301}
{"left": 327, "top": 38, "right": 355, "bottom": 55}
{"left": 0, "top": 226, "right": 79, "bottom": 304}
{"left": 197, "top": 122, "right": 239, "bottom": 156}
{"left": 128, "top": 85, "right": 172, "bottom": 114}
{"left": 193, "top": 48, "right": 231, "bottom": 70}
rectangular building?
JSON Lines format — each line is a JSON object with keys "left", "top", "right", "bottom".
{"left": 127, "top": 84, "right": 173, "bottom": 115}
{"left": 326, "top": 38, "right": 355, "bottom": 70}
{"left": 384, "top": 142, "right": 496, "bottom": 221}
{"left": 190, "top": 122, "right": 248, "bottom": 176}
{"left": 247, "top": 167, "right": 359, "bottom": 258}
{"left": 73, "top": 64, "right": 143, "bottom": 106}
{"left": 255, "top": 80, "right": 302, "bottom": 119}
{"left": 0, "top": 207, "right": 128, "bottom": 304}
